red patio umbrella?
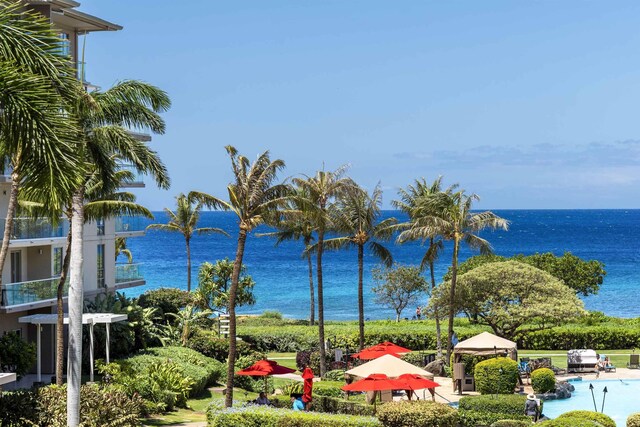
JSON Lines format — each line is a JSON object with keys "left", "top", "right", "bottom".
{"left": 236, "top": 360, "right": 297, "bottom": 393}
{"left": 396, "top": 373, "right": 440, "bottom": 401}
{"left": 341, "top": 374, "right": 411, "bottom": 411}
{"left": 351, "top": 341, "right": 412, "bottom": 360}
{"left": 301, "top": 367, "right": 314, "bottom": 405}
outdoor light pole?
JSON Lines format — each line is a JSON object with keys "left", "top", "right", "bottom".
{"left": 589, "top": 383, "right": 597, "bottom": 412}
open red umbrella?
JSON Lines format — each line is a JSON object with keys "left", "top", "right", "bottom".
{"left": 301, "top": 367, "right": 314, "bottom": 405}
{"left": 236, "top": 360, "right": 297, "bottom": 393}
{"left": 351, "top": 341, "right": 412, "bottom": 360}
{"left": 342, "top": 374, "right": 411, "bottom": 411}
{"left": 396, "top": 373, "right": 440, "bottom": 400}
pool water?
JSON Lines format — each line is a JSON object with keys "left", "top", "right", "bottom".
{"left": 543, "top": 379, "right": 640, "bottom": 426}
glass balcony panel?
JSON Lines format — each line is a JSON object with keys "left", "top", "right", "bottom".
{"left": 0, "top": 218, "right": 68, "bottom": 240}
{"left": 115, "top": 263, "right": 143, "bottom": 283}
{"left": 1, "top": 277, "right": 66, "bottom": 307}
{"left": 115, "top": 216, "right": 146, "bottom": 233}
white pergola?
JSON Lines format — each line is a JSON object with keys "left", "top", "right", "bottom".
{"left": 19, "top": 313, "right": 127, "bottom": 383}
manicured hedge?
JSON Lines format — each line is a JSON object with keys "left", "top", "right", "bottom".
{"left": 458, "top": 410, "right": 533, "bottom": 427}
{"left": 458, "top": 394, "right": 527, "bottom": 415}
{"left": 207, "top": 403, "right": 381, "bottom": 426}
{"left": 490, "top": 421, "right": 532, "bottom": 427}
{"left": 629, "top": 413, "right": 640, "bottom": 427}
{"left": 537, "top": 418, "right": 602, "bottom": 427}
{"left": 474, "top": 357, "right": 519, "bottom": 395}
{"left": 558, "top": 411, "right": 615, "bottom": 427}
{"left": 270, "top": 394, "right": 375, "bottom": 416}
{"left": 376, "top": 401, "right": 458, "bottom": 427}
{"left": 531, "top": 368, "right": 555, "bottom": 393}
{"left": 187, "top": 329, "right": 253, "bottom": 362}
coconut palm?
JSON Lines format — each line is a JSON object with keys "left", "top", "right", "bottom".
{"left": 259, "top": 187, "right": 317, "bottom": 325}
{"left": 65, "top": 81, "right": 171, "bottom": 426}
{"left": 147, "top": 192, "right": 229, "bottom": 291}
{"left": 320, "top": 184, "right": 396, "bottom": 350}
{"left": 394, "top": 177, "right": 452, "bottom": 357}
{"left": 403, "top": 189, "right": 509, "bottom": 362}
{"left": 200, "top": 146, "right": 288, "bottom": 408}
{"left": 292, "top": 166, "right": 355, "bottom": 376}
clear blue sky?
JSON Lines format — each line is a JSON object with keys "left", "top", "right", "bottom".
{"left": 80, "top": 1, "right": 640, "bottom": 210}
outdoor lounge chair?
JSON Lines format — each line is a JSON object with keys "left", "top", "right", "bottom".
{"left": 599, "top": 355, "right": 616, "bottom": 372}
{"left": 628, "top": 354, "right": 640, "bottom": 369}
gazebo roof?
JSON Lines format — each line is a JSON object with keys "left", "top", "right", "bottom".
{"left": 454, "top": 332, "right": 517, "bottom": 356}
{"left": 18, "top": 313, "right": 127, "bottom": 325}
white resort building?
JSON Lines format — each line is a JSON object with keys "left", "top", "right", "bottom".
{"left": 0, "top": 1, "right": 146, "bottom": 380}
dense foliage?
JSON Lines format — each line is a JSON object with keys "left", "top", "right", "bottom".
{"left": 376, "top": 401, "right": 458, "bottom": 427}
{"left": 444, "top": 252, "right": 606, "bottom": 297}
{"left": 187, "top": 328, "right": 253, "bottom": 362}
{"left": 0, "top": 389, "right": 38, "bottom": 426}
{"left": 628, "top": 413, "right": 640, "bottom": 427}
{"left": 270, "top": 394, "right": 375, "bottom": 416}
{"left": 0, "top": 332, "right": 36, "bottom": 378}
{"left": 137, "top": 287, "right": 194, "bottom": 323}
{"left": 557, "top": 411, "right": 615, "bottom": 427}
{"left": 430, "top": 261, "right": 585, "bottom": 340}
{"left": 195, "top": 258, "right": 256, "bottom": 313}
{"left": 457, "top": 394, "right": 532, "bottom": 427}
{"left": 473, "top": 357, "right": 519, "bottom": 395}
{"left": 530, "top": 368, "right": 555, "bottom": 393}
{"left": 490, "top": 421, "right": 532, "bottom": 427}
{"left": 537, "top": 418, "right": 603, "bottom": 426}
{"left": 207, "top": 403, "right": 381, "bottom": 426}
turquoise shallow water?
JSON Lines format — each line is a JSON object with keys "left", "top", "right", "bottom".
{"left": 543, "top": 379, "right": 640, "bottom": 425}
{"left": 123, "top": 209, "right": 640, "bottom": 320}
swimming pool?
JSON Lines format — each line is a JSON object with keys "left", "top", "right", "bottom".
{"left": 543, "top": 379, "right": 640, "bottom": 426}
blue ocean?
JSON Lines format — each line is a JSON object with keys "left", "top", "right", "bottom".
{"left": 124, "top": 210, "right": 640, "bottom": 320}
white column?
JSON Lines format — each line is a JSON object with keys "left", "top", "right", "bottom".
{"left": 105, "top": 323, "right": 110, "bottom": 364}
{"left": 89, "top": 322, "right": 94, "bottom": 383}
{"left": 36, "top": 323, "right": 41, "bottom": 383}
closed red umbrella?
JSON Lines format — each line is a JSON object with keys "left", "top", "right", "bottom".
{"left": 236, "top": 360, "right": 297, "bottom": 393}
{"left": 301, "top": 367, "right": 314, "bottom": 405}
{"left": 352, "top": 341, "right": 412, "bottom": 360}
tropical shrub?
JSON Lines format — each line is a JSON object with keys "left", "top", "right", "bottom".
{"left": 401, "top": 351, "right": 429, "bottom": 368}
{"left": 187, "top": 329, "right": 252, "bottom": 362}
{"left": 537, "top": 419, "right": 602, "bottom": 427}
{"left": 474, "top": 357, "right": 519, "bottom": 394}
{"left": 557, "top": 411, "right": 615, "bottom": 427}
{"left": 144, "top": 346, "right": 224, "bottom": 392}
{"left": 530, "top": 368, "right": 555, "bottom": 393}
{"left": 324, "top": 369, "right": 346, "bottom": 382}
{"left": 628, "top": 413, "right": 640, "bottom": 427}
{"left": 270, "top": 394, "right": 375, "bottom": 416}
{"left": 376, "top": 401, "right": 457, "bottom": 427}
{"left": 0, "top": 389, "right": 38, "bottom": 426}
{"left": 281, "top": 381, "right": 304, "bottom": 396}
{"left": 458, "top": 394, "right": 526, "bottom": 415}
{"left": 313, "top": 382, "right": 344, "bottom": 398}
{"left": 137, "top": 287, "right": 193, "bottom": 322}
{"left": 261, "top": 310, "right": 283, "bottom": 319}
{"left": 0, "top": 332, "right": 36, "bottom": 378}
{"left": 207, "top": 402, "right": 381, "bottom": 426}
{"left": 490, "top": 421, "right": 532, "bottom": 427}
{"left": 34, "top": 384, "right": 144, "bottom": 427}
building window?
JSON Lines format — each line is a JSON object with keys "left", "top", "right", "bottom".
{"left": 53, "top": 247, "right": 63, "bottom": 276}
{"left": 58, "top": 32, "right": 70, "bottom": 57}
{"left": 97, "top": 244, "right": 105, "bottom": 288}
{"left": 96, "top": 218, "right": 105, "bottom": 236}
{"left": 10, "top": 251, "right": 21, "bottom": 283}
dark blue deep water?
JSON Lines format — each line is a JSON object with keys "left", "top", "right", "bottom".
{"left": 124, "top": 210, "right": 640, "bottom": 320}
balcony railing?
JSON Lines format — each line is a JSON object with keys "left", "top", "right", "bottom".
{"left": 0, "top": 218, "right": 68, "bottom": 240}
{"left": 0, "top": 277, "right": 66, "bottom": 307}
{"left": 116, "top": 263, "right": 143, "bottom": 284}
{"left": 118, "top": 164, "right": 145, "bottom": 186}
{"left": 115, "top": 216, "right": 146, "bottom": 234}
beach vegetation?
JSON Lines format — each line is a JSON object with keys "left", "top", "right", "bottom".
{"left": 320, "top": 183, "right": 397, "bottom": 348}
{"left": 429, "top": 261, "right": 585, "bottom": 341}
{"left": 195, "top": 258, "right": 255, "bottom": 313}
{"left": 371, "top": 264, "right": 428, "bottom": 322}
{"left": 146, "top": 192, "right": 229, "bottom": 292}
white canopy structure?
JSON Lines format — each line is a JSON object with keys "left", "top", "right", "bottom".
{"left": 345, "top": 354, "right": 434, "bottom": 379}
{"left": 19, "top": 313, "right": 127, "bottom": 383}
{"left": 453, "top": 332, "right": 517, "bottom": 362}
{"left": 0, "top": 373, "right": 16, "bottom": 387}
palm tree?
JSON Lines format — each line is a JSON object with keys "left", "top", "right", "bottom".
{"left": 66, "top": 80, "right": 172, "bottom": 426}
{"left": 292, "top": 166, "right": 355, "bottom": 376}
{"left": 168, "top": 305, "right": 213, "bottom": 346}
{"left": 0, "top": 4, "right": 81, "bottom": 300}
{"left": 259, "top": 187, "right": 317, "bottom": 325}
{"left": 201, "top": 146, "right": 288, "bottom": 408}
{"left": 115, "top": 237, "right": 133, "bottom": 263}
{"left": 405, "top": 189, "right": 509, "bottom": 362}
{"left": 394, "top": 177, "right": 451, "bottom": 358}
{"left": 147, "top": 192, "right": 229, "bottom": 291}
{"left": 321, "top": 184, "right": 396, "bottom": 350}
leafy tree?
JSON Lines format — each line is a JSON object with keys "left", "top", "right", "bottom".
{"left": 429, "top": 261, "right": 585, "bottom": 340}
{"left": 444, "top": 252, "right": 606, "bottom": 297}
{"left": 372, "top": 264, "right": 428, "bottom": 322}
{"left": 321, "top": 184, "right": 396, "bottom": 349}
{"left": 0, "top": 332, "right": 36, "bottom": 378}
{"left": 147, "top": 192, "right": 229, "bottom": 291}
{"left": 138, "top": 287, "right": 195, "bottom": 323}
{"left": 404, "top": 189, "right": 509, "bottom": 362}
{"left": 196, "top": 258, "right": 256, "bottom": 313}
{"left": 292, "top": 165, "right": 355, "bottom": 376}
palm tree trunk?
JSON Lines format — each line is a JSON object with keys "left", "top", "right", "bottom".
{"left": 186, "top": 237, "right": 191, "bottom": 292}
{"left": 430, "top": 259, "right": 443, "bottom": 359}
{"left": 67, "top": 187, "right": 84, "bottom": 427}
{"left": 446, "top": 236, "right": 459, "bottom": 364}
{"left": 307, "top": 251, "right": 315, "bottom": 326}
{"left": 224, "top": 227, "right": 248, "bottom": 408}
{"left": 56, "top": 224, "right": 72, "bottom": 385}
{"left": 317, "top": 228, "right": 327, "bottom": 377}
{"left": 357, "top": 244, "right": 365, "bottom": 350}
{"left": 0, "top": 172, "right": 20, "bottom": 298}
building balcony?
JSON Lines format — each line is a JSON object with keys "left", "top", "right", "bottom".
{"left": 115, "top": 216, "right": 146, "bottom": 237}
{"left": 118, "top": 164, "right": 145, "bottom": 188}
{"left": 115, "top": 263, "right": 144, "bottom": 289}
{"left": 0, "top": 277, "right": 67, "bottom": 312}
{"left": 0, "top": 218, "right": 68, "bottom": 246}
